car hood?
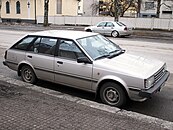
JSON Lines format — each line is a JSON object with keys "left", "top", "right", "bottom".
{"left": 94, "top": 53, "right": 165, "bottom": 79}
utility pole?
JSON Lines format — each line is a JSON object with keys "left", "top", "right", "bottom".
{"left": 43, "top": 0, "right": 49, "bottom": 26}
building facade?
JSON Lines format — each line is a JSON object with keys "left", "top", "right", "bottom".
{"left": 140, "top": 0, "right": 173, "bottom": 18}
{"left": 1, "top": 0, "right": 80, "bottom": 23}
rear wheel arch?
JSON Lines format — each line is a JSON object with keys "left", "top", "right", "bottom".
{"left": 18, "top": 63, "right": 35, "bottom": 76}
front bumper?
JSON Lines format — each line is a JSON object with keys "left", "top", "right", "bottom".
{"left": 139, "top": 70, "right": 170, "bottom": 98}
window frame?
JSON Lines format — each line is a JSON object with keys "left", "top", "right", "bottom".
{"left": 27, "top": 36, "right": 58, "bottom": 56}
{"left": 55, "top": 38, "right": 87, "bottom": 61}
{"left": 16, "top": 1, "right": 21, "bottom": 14}
{"left": 11, "top": 36, "right": 36, "bottom": 51}
{"left": 57, "top": 0, "right": 62, "bottom": 14}
{"left": 6, "top": 1, "right": 10, "bottom": 14}
{"left": 97, "top": 22, "right": 106, "bottom": 27}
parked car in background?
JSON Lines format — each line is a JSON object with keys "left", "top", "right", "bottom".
{"left": 3, "top": 30, "right": 169, "bottom": 107}
{"left": 84, "top": 21, "right": 132, "bottom": 37}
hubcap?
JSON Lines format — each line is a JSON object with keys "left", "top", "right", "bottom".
{"left": 112, "top": 31, "right": 118, "bottom": 37}
{"left": 24, "top": 69, "right": 32, "bottom": 81}
{"left": 104, "top": 87, "right": 120, "bottom": 104}
{"left": 106, "top": 89, "right": 119, "bottom": 102}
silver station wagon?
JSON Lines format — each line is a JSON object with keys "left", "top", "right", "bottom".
{"left": 3, "top": 30, "right": 170, "bottom": 107}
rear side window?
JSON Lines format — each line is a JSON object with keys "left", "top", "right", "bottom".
{"left": 12, "top": 36, "right": 35, "bottom": 50}
{"left": 28, "top": 37, "right": 57, "bottom": 55}
{"left": 106, "top": 22, "right": 114, "bottom": 27}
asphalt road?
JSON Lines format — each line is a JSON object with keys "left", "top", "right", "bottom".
{"left": 0, "top": 30, "right": 173, "bottom": 122}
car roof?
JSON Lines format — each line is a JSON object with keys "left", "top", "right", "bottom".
{"left": 28, "top": 30, "right": 97, "bottom": 40}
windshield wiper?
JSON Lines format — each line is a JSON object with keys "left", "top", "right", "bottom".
{"left": 95, "top": 54, "right": 110, "bottom": 60}
{"left": 108, "top": 49, "right": 125, "bottom": 58}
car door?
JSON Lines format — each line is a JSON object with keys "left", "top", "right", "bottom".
{"left": 93, "top": 22, "right": 106, "bottom": 34}
{"left": 26, "top": 37, "right": 57, "bottom": 82}
{"left": 54, "top": 38, "right": 93, "bottom": 90}
{"left": 104, "top": 22, "right": 115, "bottom": 36}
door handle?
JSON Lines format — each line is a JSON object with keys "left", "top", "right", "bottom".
{"left": 57, "top": 61, "right": 63, "bottom": 64}
{"left": 27, "top": 55, "right": 32, "bottom": 58}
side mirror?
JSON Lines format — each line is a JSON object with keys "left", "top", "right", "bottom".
{"left": 77, "top": 57, "right": 92, "bottom": 64}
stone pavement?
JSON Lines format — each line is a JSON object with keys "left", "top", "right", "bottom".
{"left": 0, "top": 75, "right": 173, "bottom": 130}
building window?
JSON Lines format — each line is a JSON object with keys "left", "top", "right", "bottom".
{"left": 162, "top": 11, "right": 172, "bottom": 14}
{"left": 16, "top": 1, "right": 21, "bottom": 14}
{"left": 145, "top": 2, "right": 154, "bottom": 10}
{"left": 57, "top": 0, "right": 62, "bottom": 14}
{"left": 6, "top": 1, "right": 10, "bottom": 14}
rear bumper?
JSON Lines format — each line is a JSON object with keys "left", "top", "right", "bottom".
{"left": 139, "top": 71, "right": 170, "bottom": 98}
{"left": 3, "top": 61, "right": 8, "bottom": 67}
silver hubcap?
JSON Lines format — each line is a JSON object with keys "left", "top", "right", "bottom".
{"left": 112, "top": 31, "right": 118, "bottom": 37}
{"left": 104, "top": 87, "right": 120, "bottom": 104}
{"left": 106, "top": 89, "right": 119, "bottom": 102}
{"left": 23, "top": 69, "right": 32, "bottom": 81}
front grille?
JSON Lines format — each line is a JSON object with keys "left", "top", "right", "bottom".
{"left": 154, "top": 65, "right": 166, "bottom": 84}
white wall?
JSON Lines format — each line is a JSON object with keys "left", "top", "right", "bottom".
{"left": 37, "top": 16, "right": 173, "bottom": 30}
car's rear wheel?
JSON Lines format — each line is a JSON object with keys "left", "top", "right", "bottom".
{"left": 86, "top": 29, "right": 92, "bottom": 32}
{"left": 111, "top": 31, "right": 119, "bottom": 38}
{"left": 21, "top": 65, "right": 37, "bottom": 84}
{"left": 100, "top": 82, "right": 127, "bottom": 107}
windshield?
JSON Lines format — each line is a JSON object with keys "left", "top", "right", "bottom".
{"left": 77, "top": 35, "right": 123, "bottom": 60}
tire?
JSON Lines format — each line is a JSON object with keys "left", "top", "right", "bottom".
{"left": 111, "top": 31, "right": 119, "bottom": 38}
{"left": 86, "top": 29, "right": 92, "bottom": 32}
{"left": 100, "top": 82, "right": 127, "bottom": 107}
{"left": 21, "top": 65, "right": 37, "bottom": 84}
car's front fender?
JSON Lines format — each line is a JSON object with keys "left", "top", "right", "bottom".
{"left": 93, "top": 75, "right": 130, "bottom": 96}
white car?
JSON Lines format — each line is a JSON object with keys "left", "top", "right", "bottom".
{"left": 84, "top": 21, "right": 132, "bottom": 37}
{"left": 3, "top": 30, "right": 169, "bottom": 107}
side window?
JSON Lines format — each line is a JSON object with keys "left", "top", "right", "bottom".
{"left": 106, "top": 22, "right": 114, "bottom": 27}
{"left": 28, "top": 37, "right": 57, "bottom": 55}
{"left": 58, "top": 39, "right": 84, "bottom": 60}
{"left": 6, "top": 1, "right": 10, "bottom": 14}
{"left": 16, "top": 1, "right": 20, "bottom": 14}
{"left": 12, "top": 36, "right": 35, "bottom": 50}
{"left": 97, "top": 22, "right": 106, "bottom": 27}
{"left": 28, "top": 37, "right": 41, "bottom": 53}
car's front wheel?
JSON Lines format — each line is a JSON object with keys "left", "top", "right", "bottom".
{"left": 111, "top": 30, "right": 119, "bottom": 38}
{"left": 100, "top": 82, "right": 127, "bottom": 107}
{"left": 21, "top": 65, "right": 37, "bottom": 84}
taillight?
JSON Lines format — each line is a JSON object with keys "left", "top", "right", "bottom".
{"left": 124, "top": 27, "right": 127, "bottom": 31}
{"left": 4, "top": 50, "right": 7, "bottom": 59}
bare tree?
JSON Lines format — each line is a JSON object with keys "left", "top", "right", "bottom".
{"left": 156, "top": 0, "right": 172, "bottom": 18}
{"left": 107, "top": 0, "right": 135, "bottom": 17}
{"left": 156, "top": 0, "right": 161, "bottom": 18}
{"left": 136, "top": 0, "right": 141, "bottom": 17}
{"left": 91, "top": 2, "right": 100, "bottom": 15}
{"left": 43, "top": 0, "right": 49, "bottom": 26}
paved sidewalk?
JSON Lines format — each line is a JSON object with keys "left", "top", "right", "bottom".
{"left": 0, "top": 75, "right": 173, "bottom": 130}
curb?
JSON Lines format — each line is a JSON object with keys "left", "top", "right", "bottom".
{"left": 0, "top": 74, "right": 173, "bottom": 129}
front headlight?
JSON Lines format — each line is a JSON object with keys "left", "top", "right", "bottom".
{"left": 145, "top": 76, "right": 155, "bottom": 89}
